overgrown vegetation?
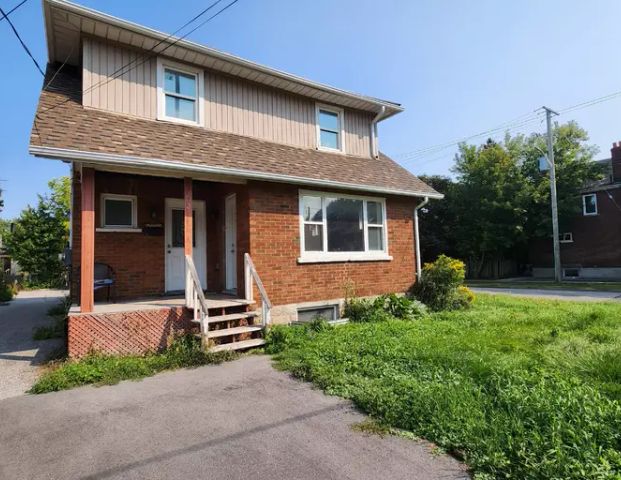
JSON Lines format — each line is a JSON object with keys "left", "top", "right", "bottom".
{"left": 411, "top": 255, "right": 475, "bottom": 311}
{"left": 344, "top": 293, "right": 427, "bottom": 322}
{"left": 267, "top": 294, "right": 621, "bottom": 479}
{"left": 33, "top": 296, "right": 71, "bottom": 340}
{"left": 30, "top": 335, "right": 237, "bottom": 393}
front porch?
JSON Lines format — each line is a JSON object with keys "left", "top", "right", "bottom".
{"left": 79, "top": 293, "right": 253, "bottom": 316}
{"left": 69, "top": 167, "right": 271, "bottom": 357}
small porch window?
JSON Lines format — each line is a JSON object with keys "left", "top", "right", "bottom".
{"left": 101, "top": 194, "right": 137, "bottom": 229}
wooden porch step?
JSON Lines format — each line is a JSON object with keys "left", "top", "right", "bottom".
{"left": 190, "top": 312, "right": 257, "bottom": 325}
{"left": 210, "top": 338, "right": 266, "bottom": 352}
{"left": 207, "top": 325, "right": 263, "bottom": 338}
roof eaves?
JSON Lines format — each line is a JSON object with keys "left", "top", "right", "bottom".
{"left": 45, "top": 0, "right": 404, "bottom": 116}
{"left": 28, "top": 145, "right": 444, "bottom": 199}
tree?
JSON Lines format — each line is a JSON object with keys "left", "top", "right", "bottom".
{"left": 417, "top": 175, "right": 459, "bottom": 262}
{"left": 516, "top": 121, "right": 601, "bottom": 237}
{"left": 4, "top": 177, "right": 70, "bottom": 286}
{"left": 451, "top": 139, "right": 529, "bottom": 277}
{"left": 414, "top": 121, "right": 602, "bottom": 279}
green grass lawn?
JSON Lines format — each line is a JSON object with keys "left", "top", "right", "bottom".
{"left": 267, "top": 294, "right": 621, "bottom": 479}
{"left": 467, "top": 279, "right": 621, "bottom": 292}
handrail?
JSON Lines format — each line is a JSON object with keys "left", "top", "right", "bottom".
{"left": 244, "top": 253, "right": 272, "bottom": 326}
{"left": 185, "top": 255, "right": 209, "bottom": 337}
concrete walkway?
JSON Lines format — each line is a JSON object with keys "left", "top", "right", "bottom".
{"left": 0, "top": 356, "right": 468, "bottom": 480}
{"left": 0, "top": 289, "right": 66, "bottom": 400}
{"left": 472, "top": 287, "right": 621, "bottom": 302}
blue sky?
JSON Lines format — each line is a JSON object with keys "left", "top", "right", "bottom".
{"left": 1, "top": 0, "right": 620, "bottom": 219}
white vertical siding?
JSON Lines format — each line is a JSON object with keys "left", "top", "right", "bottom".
{"left": 82, "top": 37, "right": 157, "bottom": 119}
{"left": 82, "top": 39, "right": 373, "bottom": 157}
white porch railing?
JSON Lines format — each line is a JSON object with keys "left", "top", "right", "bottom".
{"left": 185, "top": 255, "right": 209, "bottom": 337}
{"left": 244, "top": 253, "right": 272, "bottom": 326}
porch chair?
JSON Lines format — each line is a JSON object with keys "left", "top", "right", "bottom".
{"left": 94, "top": 263, "right": 115, "bottom": 302}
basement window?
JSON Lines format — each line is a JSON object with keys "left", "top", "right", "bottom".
{"left": 297, "top": 305, "right": 338, "bottom": 323}
{"left": 101, "top": 194, "right": 137, "bottom": 229}
{"left": 559, "top": 232, "right": 573, "bottom": 243}
{"left": 582, "top": 194, "right": 598, "bottom": 216}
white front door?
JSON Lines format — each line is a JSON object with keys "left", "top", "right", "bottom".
{"left": 165, "top": 198, "right": 207, "bottom": 292}
{"left": 225, "top": 194, "right": 237, "bottom": 292}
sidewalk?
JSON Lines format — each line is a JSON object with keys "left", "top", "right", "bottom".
{"left": 0, "top": 289, "right": 67, "bottom": 400}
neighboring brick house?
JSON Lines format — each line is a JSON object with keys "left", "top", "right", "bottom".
{"left": 30, "top": 0, "right": 440, "bottom": 357}
{"left": 529, "top": 142, "right": 621, "bottom": 279}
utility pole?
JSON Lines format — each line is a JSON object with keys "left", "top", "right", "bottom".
{"left": 543, "top": 106, "right": 562, "bottom": 283}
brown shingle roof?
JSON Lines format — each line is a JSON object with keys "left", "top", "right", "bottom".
{"left": 30, "top": 67, "right": 440, "bottom": 198}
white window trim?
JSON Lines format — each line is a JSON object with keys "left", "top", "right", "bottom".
{"left": 582, "top": 193, "right": 598, "bottom": 216}
{"left": 298, "top": 189, "right": 391, "bottom": 263}
{"left": 296, "top": 304, "right": 339, "bottom": 323}
{"left": 156, "top": 57, "right": 205, "bottom": 126}
{"left": 559, "top": 232, "right": 573, "bottom": 243}
{"left": 100, "top": 194, "right": 138, "bottom": 229}
{"left": 315, "top": 103, "right": 346, "bottom": 153}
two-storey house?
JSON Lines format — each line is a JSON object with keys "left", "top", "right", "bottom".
{"left": 529, "top": 141, "right": 621, "bottom": 279}
{"left": 30, "top": 0, "right": 440, "bottom": 357}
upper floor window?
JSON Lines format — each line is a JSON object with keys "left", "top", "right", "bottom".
{"left": 582, "top": 194, "right": 598, "bottom": 216}
{"left": 316, "top": 104, "right": 344, "bottom": 152}
{"left": 157, "top": 58, "right": 204, "bottom": 125}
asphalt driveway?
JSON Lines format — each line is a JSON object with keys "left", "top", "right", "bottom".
{"left": 471, "top": 287, "right": 621, "bottom": 302}
{"left": 0, "top": 355, "right": 468, "bottom": 480}
{"left": 0, "top": 289, "right": 66, "bottom": 400}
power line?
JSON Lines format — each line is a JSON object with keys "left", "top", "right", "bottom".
{"left": 395, "top": 81, "right": 621, "bottom": 168}
{"left": 80, "top": 0, "right": 227, "bottom": 101}
{"left": 0, "top": 4, "right": 44, "bottom": 76}
{"left": 397, "top": 85, "right": 621, "bottom": 170}
{"left": 399, "top": 113, "right": 546, "bottom": 168}
{"left": 38, "top": 0, "right": 240, "bottom": 117}
{"left": 0, "top": 0, "right": 29, "bottom": 22}
{"left": 559, "top": 89, "right": 621, "bottom": 115}
{"left": 396, "top": 110, "right": 545, "bottom": 163}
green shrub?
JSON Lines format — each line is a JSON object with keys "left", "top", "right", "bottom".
{"left": 0, "top": 284, "right": 13, "bottom": 302}
{"left": 0, "top": 273, "right": 13, "bottom": 302}
{"left": 345, "top": 294, "right": 426, "bottom": 323}
{"left": 412, "top": 255, "right": 474, "bottom": 311}
{"left": 375, "top": 293, "right": 427, "bottom": 319}
{"left": 30, "top": 334, "right": 237, "bottom": 393}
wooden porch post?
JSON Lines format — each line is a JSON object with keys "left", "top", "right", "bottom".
{"left": 184, "top": 177, "right": 193, "bottom": 301}
{"left": 80, "top": 168, "right": 95, "bottom": 313}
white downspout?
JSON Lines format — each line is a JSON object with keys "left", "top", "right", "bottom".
{"left": 370, "top": 106, "right": 386, "bottom": 158}
{"left": 414, "top": 196, "right": 429, "bottom": 281}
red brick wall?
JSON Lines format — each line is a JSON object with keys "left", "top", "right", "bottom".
{"left": 68, "top": 307, "right": 194, "bottom": 358}
{"left": 70, "top": 171, "right": 419, "bottom": 306}
{"left": 70, "top": 171, "right": 248, "bottom": 302}
{"left": 529, "top": 188, "right": 621, "bottom": 268}
{"left": 247, "top": 181, "right": 418, "bottom": 305}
